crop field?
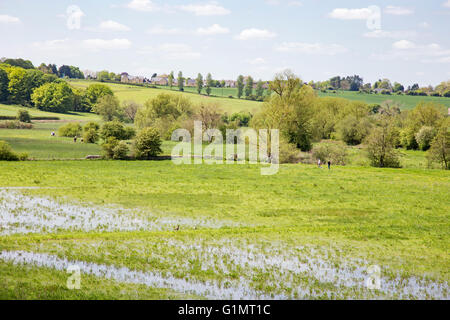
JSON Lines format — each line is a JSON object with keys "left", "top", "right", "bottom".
{"left": 0, "top": 161, "right": 448, "bottom": 299}
{"left": 317, "top": 90, "right": 450, "bottom": 111}
{"left": 68, "top": 80, "right": 263, "bottom": 114}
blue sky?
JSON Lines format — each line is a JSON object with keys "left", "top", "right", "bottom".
{"left": 1, "top": 0, "right": 450, "bottom": 86}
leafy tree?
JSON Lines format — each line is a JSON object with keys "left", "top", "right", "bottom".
{"left": 393, "top": 82, "right": 404, "bottom": 93}
{"left": 100, "top": 121, "right": 134, "bottom": 141}
{"left": 237, "top": 75, "right": 244, "bottom": 99}
{"left": 6, "top": 66, "right": 28, "bottom": 104}
{"left": 177, "top": 71, "right": 184, "bottom": 91}
{"left": 220, "top": 80, "right": 225, "bottom": 88}
{"left": 245, "top": 76, "right": 254, "bottom": 98}
{"left": 366, "top": 116, "right": 401, "bottom": 168}
{"left": 0, "top": 140, "right": 19, "bottom": 161}
{"left": 415, "top": 126, "right": 436, "bottom": 151}
{"left": 112, "top": 141, "right": 129, "bottom": 159}
{"left": 255, "top": 80, "right": 264, "bottom": 100}
{"left": 269, "top": 70, "right": 301, "bottom": 99}
{"left": 83, "top": 128, "right": 99, "bottom": 144}
{"left": 134, "top": 127, "right": 163, "bottom": 159}
{"left": 93, "top": 95, "right": 123, "bottom": 121}
{"left": 206, "top": 73, "right": 213, "bottom": 96}
{"left": 168, "top": 71, "right": 174, "bottom": 89}
{"left": 0, "top": 68, "right": 8, "bottom": 102}
{"left": 17, "top": 109, "right": 31, "bottom": 123}
{"left": 72, "top": 88, "right": 91, "bottom": 112}
{"left": 69, "top": 66, "right": 84, "bottom": 79}
{"left": 337, "top": 115, "right": 372, "bottom": 145}
{"left": 101, "top": 137, "right": 119, "bottom": 159}
{"left": 58, "top": 65, "right": 72, "bottom": 78}
{"left": 427, "top": 119, "right": 450, "bottom": 170}
{"left": 58, "top": 123, "right": 82, "bottom": 137}
{"left": 31, "top": 82, "right": 75, "bottom": 113}
{"left": 4, "top": 58, "right": 34, "bottom": 69}
{"left": 96, "top": 70, "right": 110, "bottom": 82}
{"left": 85, "top": 84, "right": 114, "bottom": 105}
{"left": 196, "top": 73, "right": 203, "bottom": 94}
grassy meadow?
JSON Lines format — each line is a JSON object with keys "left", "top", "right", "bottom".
{"left": 0, "top": 161, "right": 449, "bottom": 299}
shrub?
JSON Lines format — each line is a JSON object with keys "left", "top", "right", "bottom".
{"left": 83, "top": 128, "right": 99, "bottom": 144}
{"left": 101, "top": 137, "right": 119, "bottom": 159}
{"left": 312, "top": 141, "right": 348, "bottom": 165}
{"left": 112, "top": 141, "right": 129, "bottom": 160}
{"left": 0, "top": 120, "right": 33, "bottom": 129}
{"left": 100, "top": 121, "right": 133, "bottom": 141}
{"left": 17, "top": 109, "right": 31, "bottom": 123}
{"left": 58, "top": 123, "right": 82, "bottom": 137}
{"left": 415, "top": 126, "right": 436, "bottom": 151}
{"left": 444, "top": 91, "right": 450, "bottom": 98}
{"left": 134, "top": 127, "right": 162, "bottom": 159}
{"left": 83, "top": 122, "right": 100, "bottom": 132}
{"left": 366, "top": 126, "right": 401, "bottom": 168}
{"left": 337, "top": 115, "right": 372, "bottom": 145}
{"left": 279, "top": 139, "right": 300, "bottom": 164}
{"left": 0, "top": 140, "right": 19, "bottom": 161}
{"left": 18, "top": 152, "right": 28, "bottom": 161}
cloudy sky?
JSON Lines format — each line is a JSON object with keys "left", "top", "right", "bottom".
{"left": 1, "top": 0, "right": 450, "bottom": 86}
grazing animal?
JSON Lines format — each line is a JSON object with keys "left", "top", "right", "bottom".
{"left": 174, "top": 225, "right": 180, "bottom": 231}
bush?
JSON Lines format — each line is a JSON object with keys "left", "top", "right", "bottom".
{"left": 0, "top": 120, "right": 33, "bottom": 129}
{"left": 101, "top": 137, "right": 119, "bottom": 159}
{"left": 279, "top": 139, "right": 300, "bottom": 164}
{"left": 415, "top": 126, "right": 436, "bottom": 151}
{"left": 83, "top": 128, "right": 99, "bottom": 144}
{"left": 58, "top": 123, "right": 82, "bottom": 137}
{"left": 112, "top": 141, "right": 129, "bottom": 160}
{"left": 100, "top": 121, "right": 134, "bottom": 141}
{"left": 83, "top": 121, "right": 100, "bottom": 132}
{"left": 0, "top": 140, "right": 19, "bottom": 161}
{"left": 17, "top": 109, "right": 31, "bottom": 123}
{"left": 366, "top": 126, "right": 401, "bottom": 168}
{"left": 134, "top": 127, "right": 162, "bottom": 159}
{"left": 444, "top": 91, "right": 450, "bottom": 98}
{"left": 337, "top": 115, "right": 371, "bottom": 145}
{"left": 31, "top": 82, "right": 75, "bottom": 113}
{"left": 312, "top": 141, "right": 348, "bottom": 165}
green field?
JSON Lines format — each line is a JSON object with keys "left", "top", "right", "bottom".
{"left": 317, "top": 90, "right": 450, "bottom": 110}
{"left": 68, "top": 80, "right": 263, "bottom": 114}
{"left": 0, "top": 161, "right": 448, "bottom": 299}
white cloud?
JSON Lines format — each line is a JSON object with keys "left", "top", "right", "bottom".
{"left": 236, "top": 28, "right": 277, "bottom": 40}
{"left": 419, "top": 22, "right": 430, "bottom": 28}
{"left": 83, "top": 38, "right": 132, "bottom": 50}
{"left": 265, "top": 0, "right": 302, "bottom": 6}
{"left": 443, "top": 1, "right": 450, "bottom": 8}
{"left": 179, "top": 2, "right": 230, "bottom": 16}
{"left": 99, "top": 20, "right": 131, "bottom": 32}
{"left": 276, "top": 42, "right": 348, "bottom": 55}
{"left": 371, "top": 41, "right": 450, "bottom": 63}
{"left": 196, "top": 24, "right": 229, "bottom": 35}
{"left": 0, "top": 14, "right": 20, "bottom": 24}
{"left": 127, "top": 0, "right": 158, "bottom": 11}
{"left": 385, "top": 6, "right": 414, "bottom": 15}
{"left": 139, "top": 43, "right": 201, "bottom": 60}
{"left": 392, "top": 40, "right": 416, "bottom": 50}
{"left": 328, "top": 8, "right": 372, "bottom": 20}
{"left": 364, "top": 30, "right": 416, "bottom": 39}
{"left": 147, "top": 26, "right": 185, "bottom": 35}
{"left": 249, "top": 57, "right": 267, "bottom": 65}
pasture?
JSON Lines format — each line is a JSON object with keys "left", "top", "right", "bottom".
{"left": 317, "top": 90, "right": 450, "bottom": 111}
{"left": 68, "top": 80, "right": 263, "bottom": 114}
{"left": 0, "top": 161, "right": 448, "bottom": 299}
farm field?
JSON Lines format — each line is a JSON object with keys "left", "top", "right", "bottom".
{"left": 68, "top": 80, "right": 263, "bottom": 114}
{"left": 0, "top": 161, "right": 449, "bottom": 299}
{"left": 317, "top": 90, "right": 450, "bottom": 111}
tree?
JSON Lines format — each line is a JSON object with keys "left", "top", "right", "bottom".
{"left": 329, "top": 76, "right": 341, "bottom": 90}
{"left": 6, "top": 66, "right": 28, "bottom": 104}
{"left": 4, "top": 58, "right": 34, "bottom": 69}
{"left": 269, "top": 70, "right": 301, "bottom": 99}
{"left": 93, "top": 95, "right": 123, "bottom": 121}
{"left": 427, "top": 119, "right": 449, "bottom": 170}
{"left": 58, "top": 65, "right": 72, "bottom": 78}
{"left": 196, "top": 73, "right": 203, "bottom": 94}
{"left": 245, "top": 76, "right": 254, "bottom": 98}
{"left": 0, "top": 68, "right": 8, "bottom": 102}
{"left": 237, "top": 75, "right": 244, "bottom": 99}
{"left": 0, "top": 140, "right": 19, "bottom": 161}
{"left": 85, "top": 84, "right": 114, "bottom": 105}
{"left": 255, "top": 80, "right": 264, "bottom": 100}
{"left": 415, "top": 126, "right": 436, "bottom": 151}
{"left": 17, "top": 109, "right": 31, "bottom": 123}
{"left": 122, "top": 100, "right": 141, "bottom": 122}
{"left": 134, "top": 127, "right": 163, "bottom": 159}
{"left": 100, "top": 121, "right": 134, "bottom": 141}
{"left": 177, "top": 71, "right": 184, "bottom": 91}
{"left": 96, "top": 70, "right": 110, "bottom": 82}
{"left": 393, "top": 82, "right": 404, "bottom": 93}
{"left": 31, "top": 82, "right": 74, "bottom": 113}
{"left": 206, "top": 73, "right": 213, "bottom": 96}
{"left": 366, "top": 116, "right": 401, "bottom": 168}
{"left": 168, "top": 71, "right": 174, "bottom": 89}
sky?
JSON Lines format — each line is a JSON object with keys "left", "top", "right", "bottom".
{"left": 1, "top": 0, "right": 450, "bottom": 86}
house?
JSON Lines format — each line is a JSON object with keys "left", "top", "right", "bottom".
{"left": 224, "top": 80, "right": 236, "bottom": 88}
{"left": 186, "top": 79, "right": 196, "bottom": 87}
{"left": 151, "top": 74, "right": 169, "bottom": 86}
